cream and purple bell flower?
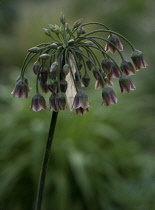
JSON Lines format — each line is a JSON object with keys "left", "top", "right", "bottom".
{"left": 31, "top": 93, "right": 47, "bottom": 112}
{"left": 105, "top": 34, "right": 123, "bottom": 54}
{"left": 102, "top": 87, "right": 118, "bottom": 106}
{"left": 119, "top": 75, "right": 136, "bottom": 93}
{"left": 131, "top": 50, "right": 147, "bottom": 70}
{"left": 72, "top": 90, "right": 90, "bottom": 115}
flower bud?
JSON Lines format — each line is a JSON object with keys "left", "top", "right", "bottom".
{"left": 49, "top": 24, "right": 56, "bottom": 32}
{"left": 82, "top": 73, "right": 90, "bottom": 87}
{"left": 49, "top": 43, "right": 57, "bottom": 49}
{"left": 105, "top": 34, "right": 123, "bottom": 54}
{"left": 42, "top": 28, "right": 51, "bottom": 36}
{"left": 50, "top": 62, "right": 59, "bottom": 72}
{"left": 66, "top": 23, "right": 72, "bottom": 35}
{"left": 63, "top": 64, "right": 70, "bottom": 75}
{"left": 120, "top": 60, "right": 136, "bottom": 76}
{"left": 40, "top": 82, "right": 49, "bottom": 93}
{"left": 68, "top": 39, "right": 75, "bottom": 46}
{"left": 49, "top": 93, "right": 66, "bottom": 112}
{"left": 72, "top": 90, "right": 90, "bottom": 115}
{"left": 77, "top": 26, "right": 83, "bottom": 37}
{"left": 73, "top": 18, "right": 83, "bottom": 29}
{"left": 60, "top": 80, "right": 68, "bottom": 93}
{"left": 39, "top": 54, "right": 50, "bottom": 60}
{"left": 47, "top": 80, "right": 58, "bottom": 93}
{"left": 39, "top": 68, "right": 48, "bottom": 83}
{"left": 12, "top": 80, "right": 29, "bottom": 98}
{"left": 86, "top": 60, "right": 93, "bottom": 71}
{"left": 28, "top": 47, "right": 41, "bottom": 53}
{"left": 119, "top": 75, "right": 136, "bottom": 93}
{"left": 84, "top": 41, "right": 94, "bottom": 46}
{"left": 33, "top": 61, "right": 41, "bottom": 75}
{"left": 93, "top": 69, "right": 100, "bottom": 80}
{"left": 81, "top": 27, "right": 86, "bottom": 34}
{"left": 31, "top": 93, "right": 46, "bottom": 112}
{"left": 95, "top": 79, "right": 104, "bottom": 89}
{"left": 54, "top": 25, "right": 60, "bottom": 35}
{"left": 102, "top": 87, "right": 118, "bottom": 106}
{"left": 60, "top": 12, "right": 65, "bottom": 24}
{"left": 131, "top": 50, "right": 147, "bottom": 70}
{"left": 101, "top": 58, "right": 113, "bottom": 74}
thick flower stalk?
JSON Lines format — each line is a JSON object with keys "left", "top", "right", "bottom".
{"left": 11, "top": 13, "right": 147, "bottom": 210}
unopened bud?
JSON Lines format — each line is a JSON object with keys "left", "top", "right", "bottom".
{"left": 73, "top": 18, "right": 83, "bottom": 29}
{"left": 86, "top": 60, "right": 93, "bottom": 71}
{"left": 68, "top": 39, "right": 75, "bottom": 46}
{"left": 82, "top": 73, "right": 90, "bottom": 87}
{"left": 77, "top": 26, "right": 83, "bottom": 37}
{"left": 81, "top": 27, "right": 86, "bottom": 34}
{"left": 28, "top": 47, "right": 41, "bottom": 53}
{"left": 49, "top": 43, "right": 57, "bottom": 49}
{"left": 47, "top": 80, "right": 58, "bottom": 93}
{"left": 50, "top": 62, "right": 59, "bottom": 72}
{"left": 39, "top": 54, "right": 50, "bottom": 60}
{"left": 42, "top": 28, "right": 51, "bottom": 36}
{"left": 60, "top": 80, "right": 68, "bottom": 93}
{"left": 63, "top": 64, "right": 70, "bottom": 75}
{"left": 33, "top": 61, "right": 41, "bottom": 75}
{"left": 60, "top": 12, "right": 65, "bottom": 24}
{"left": 49, "top": 24, "right": 56, "bottom": 32}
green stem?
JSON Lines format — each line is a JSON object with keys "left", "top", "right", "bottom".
{"left": 81, "top": 22, "right": 110, "bottom": 30}
{"left": 35, "top": 111, "right": 59, "bottom": 210}
{"left": 74, "top": 49, "right": 105, "bottom": 85}
{"left": 83, "top": 29, "right": 135, "bottom": 51}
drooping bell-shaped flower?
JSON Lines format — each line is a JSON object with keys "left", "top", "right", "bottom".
{"left": 49, "top": 92, "right": 66, "bottom": 112}
{"left": 12, "top": 80, "right": 29, "bottom": 98}
{"left": 31, "top": 93, "right": 47, "bottom": 112}
{"left": 119, "top": 75, "right": 136, "bottom": 93}
{"left": 131, "top": 50, "right": 147, "bottom": 70}
{"left": 120, "top": 60, "right": 136, "bottom": 76}
{"left": 105, "top": 34, "right": 123, "bottom": 54}
{"left": 102, "top": 87, "right": 118, "bottom": 106}
{"left": 72, "top": 90, "right": 90, "bottom": 115}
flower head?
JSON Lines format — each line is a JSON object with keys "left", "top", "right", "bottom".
{"left": 102, "top": 87, "right": 118, "bottom": 106}
{"left": 12, "top": 14, "right": 147, "bottom": 115}
{"left": 119, "top": 75, "right": 136, "bottom": 93}
{"left": 131, "top": 50, "right": 147, "bottom": 70}
{"left": 31, "top": 93, "right": 47, "bottom": 111}
{"left": 105, "top": 34, "right": 123, "bottom": 54}
{"left": 12, "top": 80, "right": 29, "bottom": 98}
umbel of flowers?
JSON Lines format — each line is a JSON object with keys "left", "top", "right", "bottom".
{"left": 12, "top": 13, "right": 147, "bottom": 115}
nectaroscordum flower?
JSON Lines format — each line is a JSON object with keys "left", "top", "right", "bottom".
{"left": 102, "top": 87, "right": 118, "bottom": 106}
{"left": 72, "top": 90, "right": 89, "bottom": 115}
{"left": 131, "top": 50, "right": 147, "bottom": 70}
{"left": 11, "top": 13, "right": 147, "bottom": 210}
{"left": 11, "top": 13, "right": 147, "bottom": 114}
{"left": 119, "top": 75, "right": 136, "bottom": 93}
{"left": 105, "top": 34, "right": 123, "bottom": 54}
{"left": 31, "top": 93, "right": 47, "bottom": 112}
{"left": 12, "top": 79, "right": 29, "bottom": 98}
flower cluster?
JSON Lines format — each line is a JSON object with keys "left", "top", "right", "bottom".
{"left": 12, "top": 13, "right": 147, "bottom": 115}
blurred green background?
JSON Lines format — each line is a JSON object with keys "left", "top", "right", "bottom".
{"left": 0, "top": 0, "right": 155, "bottom": 209}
